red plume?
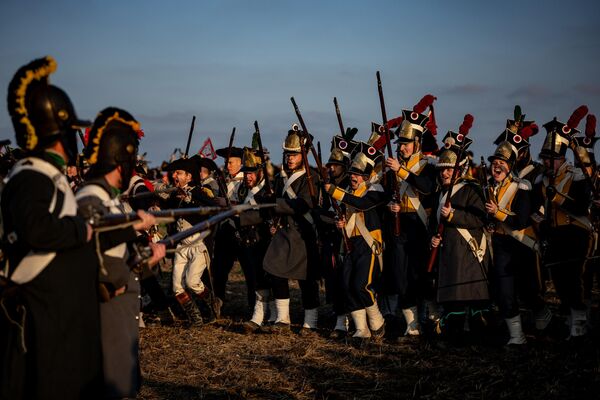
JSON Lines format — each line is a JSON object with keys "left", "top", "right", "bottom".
{"left": 425, "top": 104, "right": 437, "bottom": 135}
{"left": 458, "top": 114, "right": 474, "bottom": 135}
{"left": 386, "top": 116, "right": 403, "bottom": 129}
{"left": 83, "top": 127, "right": 91, "bottom": 146}
{"left": 566, "top": 105, "right": 588, "bottom": 130}
{"left": 519, "top": 123, "right": 539, "bottom": 141}
{"left": 586, "top": 114, "right": 596, "bottom": 138}
{"left": 137, "top": 128, "right": 145, "bottom": 139}
{"left": 413, "top": 94, "right": 436, "bottom": 114}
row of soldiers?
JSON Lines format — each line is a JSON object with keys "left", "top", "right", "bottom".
{"left": 1, "top": 55, "right": 598, "bottom": 399}
{"left": 144, "top": 93, "right": 598, "bottom": 348}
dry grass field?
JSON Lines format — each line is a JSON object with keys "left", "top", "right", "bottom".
{"left": 138, "top": 265, "right": 600, "bottom": 400}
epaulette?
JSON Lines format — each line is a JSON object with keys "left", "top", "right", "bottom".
{"left": 510, "top": 174, "right": 532, "bottom": 191}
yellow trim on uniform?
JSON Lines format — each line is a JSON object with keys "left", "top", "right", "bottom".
{"left": 494, "top": 209, "right": 508, "bottom": 222}
{"left": 331, "top": 186, "right": 346, "bottom": 202}
{"left": 14, "top": 56, "right": 58, "bottom": 150}
{"left": 201, "top": 187, "right": 214, "bottom": 198}
{"left": 396, "top": 167, "right": 409, "bottom": 180}
{"left": 365, "top": 249, "right": 377, "bottom": 303}
{"left": 88, "top": 111, "right": 141, "bottom": 165}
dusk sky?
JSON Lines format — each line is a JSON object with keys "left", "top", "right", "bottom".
{"left": 1, "top": 0, "right": 599, "bottom": 167}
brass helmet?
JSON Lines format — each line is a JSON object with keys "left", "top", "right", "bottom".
{"left": 540, "top": 105, "right": 588, "bottom": 159}
{"left": 240, "top": 146, "right": 263, "bottom": 172}
{"left": 393, "top": 95, "right": 434, "bottom": 142}
{"left": 488, "top": 141, "right": 518, "bottom": 170}
{"left": 282, "top": 124, "right": 304, "bottom": 153}
{"left": 83, "top": 107, "right": 141, "bottom": 189}
{"left": 7, "top": 56, "right": 90, "bottom": 160}
{"left": 436, "top": 114, "right": 474, "bottom": 169}
{"left": 348, "top": 142, "right": 383, "bottom": 177}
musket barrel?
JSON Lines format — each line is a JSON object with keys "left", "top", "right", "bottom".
{"left": 184, "top": 115, "right": 196, "bottom": 158}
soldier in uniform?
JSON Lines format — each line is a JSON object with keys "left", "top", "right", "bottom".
{"left": 320, "top": 131, "right": 358, "bottom": 338}
{"left": 325, "top": 142, "right": 388, "bottom": 340}
{"left": 193, "top": 155, "right": 221, "bottom": 197}
{"left": 483, "top": 140, "right": 533, "bottom": 345}
{"left": 262, "top": 126, "right": 321, "bottom": 333}
{"left": 235, "top": 147, "right": 275, "bottom": 333}
{"left": 75, "top": 107, "right": 166, "bottom": 398}
{"left": 382, "top": 95, "right": 438, "bottom": 339}
{"left": 492, "top": 107, "right": 551, "bottom": 331}
{"left": 576, "top": 115, "right": 600, "bottom": 324}
{"left": 429, "top": 115, "right": 491, "bottom": 342}
{"left": 164, "top": 157, "right": 217, "bottom": 326}
{"left": 0, "top": 56, "right": 101, "bottom": 399}
{"left": 211, "top": 146, "right": 244, "bottom": 315}
{"left": 532, "top": 106, "right": 593, "bottom": 338}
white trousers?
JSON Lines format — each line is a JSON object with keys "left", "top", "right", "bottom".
{"left": 172, "top": 241, "right": 209, "bottom": 296}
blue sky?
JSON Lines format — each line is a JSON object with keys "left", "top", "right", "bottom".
{"left": 1, "top": 0, "right": 599, "bottom": 167}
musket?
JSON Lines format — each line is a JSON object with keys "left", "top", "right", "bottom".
{"left": 376, "top": 71, "right": 401, "bottom": 236}
{"left": 479, "top": 156, "right": 496, "bottom": 231}
{"left": 127, "top": 204, "right": 276, "bottom": 271}
{"left": 426, "top": 121, "right": 472, "bottom": 273}
{"left": 290, "top": 97, "right": 318, "bottom": 207}
{"left": 479, "top": 156, "right": 494, "bottom": 204}
{"left": 224, "top": 127, "right": 236, "bottom": 176}
{"left": 90, "top": 205, "right": 229, "bottom": 229}
{"left": 184, "top": 115, "right": 196, "bottom": 158}
{"left": 333, "top": 97, "right": 345, "bottom": 135}
{"left": 254, "top": 120, "right": 273, "bottom": 195}
{"left": 318, "top": 138, "right": 352, "bottom": 253}
{"left": 120, "top": 186, "right": 179, "bottom": 202}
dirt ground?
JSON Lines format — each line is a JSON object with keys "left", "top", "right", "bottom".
{"left": 138, "top": 264, "right": 600, "bottom": 400}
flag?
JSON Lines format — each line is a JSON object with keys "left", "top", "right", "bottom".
{"left": 198, "top": 138, "right": 217, "bottom": 160}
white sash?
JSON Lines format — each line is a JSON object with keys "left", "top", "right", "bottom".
{"left": 227, "top": 172, "right": 244, "bottom": 201}
{"left": 282, "top": 170, "right": 314, "bottom": 225}
{"left": 436, "top": 182, "right": 467, "bottom": 222}
{"left": 243, "top": 179, "right": 266, "bottom": 205}
{"left": 76, "top": 184, "right": 127, "bottom": 259}
{"left": 518, "top": 164, "right": 535, "bottom": 179}
{"left": 6, "top": 158, "right": 77, "bottom": 284}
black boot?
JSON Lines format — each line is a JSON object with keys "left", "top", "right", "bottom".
{"left": 176, "top": 291, "right": 203, "bottom": 327}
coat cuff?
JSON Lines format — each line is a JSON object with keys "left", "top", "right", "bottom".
{"left": 494, "top": 209, "right": 509, "bottom": 222}
{"left": 330, "top": 186, "right": 346, "bottom": 202}
{"left": 396, "top": 167, "right": 410, "bottom": 180}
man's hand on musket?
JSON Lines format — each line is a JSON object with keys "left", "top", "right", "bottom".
{"left": 385, "top": 157, "right": 401, "bottom": 172}
{"left": 133, "top": 210, "right": 157, "bottom": 231}
{"left": 431, "top": 234, "right": 442, "bottom": 248}
{"left": 485, "top": 201, "right": 498, "bottom": 215}
{"left": 389, "top": 202, "right": 401, "bottom": 213}
{"left": 335, "top": 216, "right": 346, "bottom": 230}
{"left": 440, "top": 203, "right": 454, "bottom": 219}
{"left": 147, "top": 242, "right": 166, "bottom": 268}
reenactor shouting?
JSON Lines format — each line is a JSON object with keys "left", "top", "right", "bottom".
{"left": 483, "top": 140, "right": 533, "bottom": 345}
{"left": 325, "top": 142, "right": 388, "bottom": 340}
